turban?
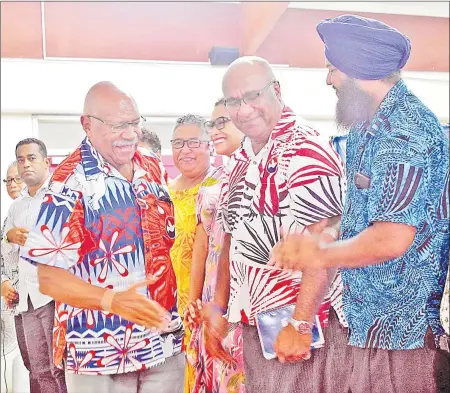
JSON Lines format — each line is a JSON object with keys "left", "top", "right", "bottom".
{"left": 316, "top": 14, "right": 411, "bottom": 80}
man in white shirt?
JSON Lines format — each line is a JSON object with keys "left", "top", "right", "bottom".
{"left": 3, "top": 138, "right": 67, "bottom": 393}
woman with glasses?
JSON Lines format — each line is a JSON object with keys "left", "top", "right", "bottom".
{"left": 185, "top": 99, "right": 245, "bottom": 393}
{"left": 168, "top": 114, "right": 221, "bottom": 393}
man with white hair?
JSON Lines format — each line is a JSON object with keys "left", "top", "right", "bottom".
{"left": 21, "top": 82, "right": 184, "bottom": 393}
{"left": 203, "top": 57, "right": 347, "bottom": 393}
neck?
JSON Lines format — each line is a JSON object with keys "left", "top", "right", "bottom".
{"left": 115, "top": 163, "right": 134, "bottom": 182}
{"left": 251, "top": 137, "right": 270, "bottom": 155}
{"left": 368, "top": 82, "right": 396, "bottom": 120}
{"left": 180, "top": 166, "right": 210, "bottom": 189}
{"left": 225, "top": 137, "right": 245, "bottom": 157}
{"left": 28, "top": 176, "right": 48, "bottom": 197}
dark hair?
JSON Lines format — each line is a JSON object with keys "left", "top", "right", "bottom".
{"left": 215, "top": 97, "right": 226, "bottom": 107}
{"left": 15, "top": 138, "right": 48, "bottom": 158}
{"left": 140, "top": 128, "right": 162, "bottom": 154}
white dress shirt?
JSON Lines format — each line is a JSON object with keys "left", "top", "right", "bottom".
{"left": 2, "top": 176, "right": 53, "bottom": 313}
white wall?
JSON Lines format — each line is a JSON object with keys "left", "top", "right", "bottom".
{"left": 1, "top": 58, "right": 449, "bottom": 221}
{"left": 1, "top": 115, "right": 35, "bottom": 221}
{"left": 1, "top": 58, "right": 449, "bottom": 119}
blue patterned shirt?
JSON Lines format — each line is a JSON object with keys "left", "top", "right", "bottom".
{"left": 340, "top": 80, "right": 449, "bottom": 350}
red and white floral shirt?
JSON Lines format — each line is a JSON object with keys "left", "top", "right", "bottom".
{"left": 222, "top": 107, "right": 347, "bottom": 327}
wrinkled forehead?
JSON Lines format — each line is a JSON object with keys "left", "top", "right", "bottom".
{"left": 223, "top": 66, "right": 271, "bottom": 98}
{"left": 96, "top": 93, "right": 139, "bottom": 121}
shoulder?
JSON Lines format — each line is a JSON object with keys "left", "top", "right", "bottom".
{"left": 387, "top": 90, "right": 443, "bottom": 146}
{"left": 51, "top": 147, "right": 82, "bottom": 184}
{"left": 135, "top": 151, "right": 167, "bottom": 183}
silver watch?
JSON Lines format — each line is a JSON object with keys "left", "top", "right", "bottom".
{"left": 281, "top": 317, "right": 313, "bottom": 335}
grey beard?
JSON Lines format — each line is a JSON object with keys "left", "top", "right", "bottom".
{"left": 335, "top": 82, "right": 373, "bottom": 132}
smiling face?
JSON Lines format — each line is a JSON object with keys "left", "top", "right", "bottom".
{"left": 222, "top": 60, "right": 283, "bottom": 144}
{"left": 207, "top": 104, "right": 244, "bottom": 157}
{"left": 81, "top": 82, "right": 142, "bottom": 171}
{"left": 171, "top": 123, "right": 211, "bottom": 179}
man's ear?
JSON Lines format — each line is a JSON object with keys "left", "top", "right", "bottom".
{"left": 44, "top": 157, "right": 51, "bottom": 170}
{"left": 80, "top": 115, "right": 90, "bottom": 135}
{"left": 274, "top": 81, "right": 282, "bottom": 101}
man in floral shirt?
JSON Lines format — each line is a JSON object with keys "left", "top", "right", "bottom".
{"left": 21, "top": 82, "right": 184, "bottom": 393}
{"left": 204, "top": 56, "right": 348, "bottom": 393}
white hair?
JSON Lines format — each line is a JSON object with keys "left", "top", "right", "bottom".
{"left": 7, "top": 160, "right": 17, "bottom": 171}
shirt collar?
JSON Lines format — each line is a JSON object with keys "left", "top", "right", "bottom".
{"left": 21, "top": 175, "right": 51, "bottom": 198}
{"left": 367, "top": 79, "right": 407, "bottom": 134}
{"left": 349, "top": 80, "right": 407, "bottom": 136}
{"left": 236, "top": 106, "right": 297, "bottom": 160}
{"left": 80, "top": 137, "right": 153, "bottom": 182}
{"left": 373, "top": 79, "right": 407, "bottom": 121}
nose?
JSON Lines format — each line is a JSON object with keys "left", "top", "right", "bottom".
{"left": 326, "top": 72, "right": 332, "bottom": 86}
{"left": 209, "top": 127, "right": 220, "bottom": 139}
{"left": 180, "top": 142, "right": 192, "bottom": 153}
{"left": 121, "top": 125, "right": 139, "bottom": 140}
{"left": 236, "top": 100, "right": 253, "bottom": 117}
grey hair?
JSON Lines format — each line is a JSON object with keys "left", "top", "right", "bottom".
{"left": 173, "top": 113, "right": 209, "bottom": 139}
{"left": 140, "top": 127, "right": 162, "bottom": 154}
{"left": 7, "top": 160, "right": 18, "bottom": 171}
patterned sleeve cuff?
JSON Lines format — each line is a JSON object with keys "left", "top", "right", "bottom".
{"left": 1, "top": 275, "right": 10, "bottom": 283}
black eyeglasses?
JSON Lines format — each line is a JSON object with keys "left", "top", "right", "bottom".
{"left": 87, "top": 115, "right": 146, "bottom": 134}
{"left": 170, "top": 138, "right": 209, "bottom": 150}
{"left": 204, "top": 116, "right": 231, "bottom": 131}
{"left": 3, "top": 177, "right": 23, "bottom": 186}
{"left": 224, "top": 80, "right": 278, "bottom": 110}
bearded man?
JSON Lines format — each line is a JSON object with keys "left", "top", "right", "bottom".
{"left": 271, "top": 14, "right": 450, "bottom": 393}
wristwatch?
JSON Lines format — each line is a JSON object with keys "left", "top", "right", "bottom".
{"left": 281, "top": 317, "right": 313, "bottom": 335}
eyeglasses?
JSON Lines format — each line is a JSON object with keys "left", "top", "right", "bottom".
{"left": 87, "top": 115, "right": 146, "bottom": 134}
{"left": 204, "top": 116, "right": 231, "bottom": 131}
{"left": 170, "top": 138, "right": 209, "bottom": 150}
{"left": 3, "top": 177, "right": 23, "bottom": 186}
{"left": 224, "top": 80, "right": 278, "bottom": 110}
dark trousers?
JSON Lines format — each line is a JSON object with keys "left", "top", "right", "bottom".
{"left": 14, "top": 313, "right": 41, "bottom": 393}
{"left": 348, "top": 329, "right": 448, "bottom": 393}
{"left": 21, "top": 297, "right": 67, "bottom": 393}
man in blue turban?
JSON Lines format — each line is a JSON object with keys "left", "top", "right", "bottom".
{"left": 271, "top": 14, "right": 450, "bottom": 393}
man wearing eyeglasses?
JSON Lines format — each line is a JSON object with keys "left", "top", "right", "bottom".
{"left": 1, "top": 161, "right": 41, "bottom": 392}
{"left": 203, "top": 56, "right": 347, "bottom": 393}
{"left": 20, "top": 82, "right": 184, "bottom": 393}
{"left": 2, "top": 138, "right": 67, "bottom": 393}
